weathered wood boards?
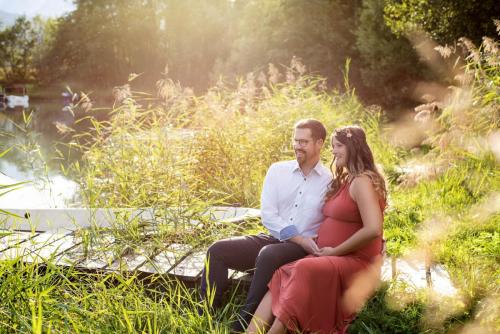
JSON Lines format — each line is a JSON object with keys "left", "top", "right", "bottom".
{"left": 0, "top": 207, "right": 457, "bottom": 297}
{"left": 0, "top": 232, "right": 70, "bottom": 262}
{"left": 0, "top": 207, "right": 261, "bottom": 232}
{"left": 0, "top": 206, "right": 261, "bottom": 283}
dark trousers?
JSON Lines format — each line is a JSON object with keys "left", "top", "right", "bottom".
{"left": 200, "top": 233, "right": 307, "bottom": 331}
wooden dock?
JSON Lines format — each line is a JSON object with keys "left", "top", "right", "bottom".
{"left": 0, "top": 206, "right": 458, "bottom": 295}
{"left": 0, "top": 206, "right": 260, "bottom": 284}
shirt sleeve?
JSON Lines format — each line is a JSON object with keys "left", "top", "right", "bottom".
{"left": 260, "top": 164, "right": 289, "bottom": 240}
{"left": 279, "top": 224, "right": 299, "bottom": 240}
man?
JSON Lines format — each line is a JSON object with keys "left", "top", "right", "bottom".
{"left": 200, "top": 119, "right": 332, "bottom": 332}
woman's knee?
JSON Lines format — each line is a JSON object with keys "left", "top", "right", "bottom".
{"left": 295, "top": 258, "right": 334, "bottom": 277}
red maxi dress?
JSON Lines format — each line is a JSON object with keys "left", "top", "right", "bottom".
{"left": 268, "top": 183, "right": 385, "bottom": 334}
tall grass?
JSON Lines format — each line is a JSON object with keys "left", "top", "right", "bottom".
{"left": 364, "top": 30, "right": 499, "bottom": 333}
{"left": 72, "top": 60, "right": 396, "bottom": 209}
{"left": 0, "top": 258, "right": 237, "bottom": 333}
{"left": 0, "top": 35, "right": 497, "bottom": 332}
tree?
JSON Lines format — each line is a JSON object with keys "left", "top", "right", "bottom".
{"left": 221, "top": 0, "right": 361, "bottom": 88}
{"left": 0, "top": 16, "right": 37, "bottom": 83}
{"left": 38, "top": 0, "right": 165, "bottom": 88}
{"left": 158, "top": 0, "right": 240, "bottom": 91}
{"left": 384, "top": 0, "right": 500, "bottom": 45}
{"left": 355, "top": 0, "right": 426, "bottom": 106}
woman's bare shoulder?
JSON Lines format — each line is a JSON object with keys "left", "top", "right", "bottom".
{"left": 351, "top": 174, "right": 374, "bottom": 188}
{"left": 349, "top": 174, "right": 376, "bottom": 199}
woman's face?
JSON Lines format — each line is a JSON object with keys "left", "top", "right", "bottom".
{"left": 332, "top": 136, "right": 348, "bottom": 168}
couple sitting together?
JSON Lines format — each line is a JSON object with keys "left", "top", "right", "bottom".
{"left": 200, "top": 119, "right": 387, "bottom": 334}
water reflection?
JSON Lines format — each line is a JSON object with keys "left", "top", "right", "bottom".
{"left": 0, "top": 101, "right": 82, "bottom": 208}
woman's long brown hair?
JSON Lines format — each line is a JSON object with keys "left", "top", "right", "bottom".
{"left": 325, "top": 125, "right": 387, "bottom": 201}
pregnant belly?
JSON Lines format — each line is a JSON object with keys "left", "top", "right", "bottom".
{"left": 316, "top": 218, "right": 382, "bottom": 259}
{"left": 317, "top": 218, "right": 361, "bottom": 248}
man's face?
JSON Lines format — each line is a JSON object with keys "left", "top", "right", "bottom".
{"left": 293, "top": 128, "right": 323, "bottom": 165}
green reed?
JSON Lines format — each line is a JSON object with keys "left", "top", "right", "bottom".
{"left": 0, "top": 42, "right": 497, "bottom": 332}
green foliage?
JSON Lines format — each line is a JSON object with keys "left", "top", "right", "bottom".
{"left": 355, "top": 0, "right": 428, "bottom": 104}
{"left": 1, "top": 19, "right": 499, "bottom": 333}
{"left": 0, "top": 260, "right": 235, "bottom": 333}
{"left": 0, "top": 16, "right": 37, "bottom": 83}
{"left": 37, "top": 0, "right": 238, "bottom": 90}
{"left": 160, "top": 0, "right": 238, "bottom": 91}
{"left": 384, "top": 0, "right": 500, "bottom": 44}
{"left": 222, "top": 0, "right": 360, "bottom": 88}
{"left": 1, "top": 0, "right": 497, "bottom": 109}
{"left": 349, "top": 283, "right": 425, "bottom": 334}
{"left": 0, "top": 15, "right": 58, "bottom": 85}
{"left": 380, "top": 34, "right": 499, "bottom": 331}
{"left": 74, "top": 62, "right": 397, "bottom": 209}
{"left": 38, "top": 0, "right": 165, "bottom": 87}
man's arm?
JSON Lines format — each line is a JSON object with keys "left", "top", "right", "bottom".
{"left": 260, "top": 164, "right": 319, "bottom": 254}
{"left": 260, "top": 164, "right": 288, "bottom": 239}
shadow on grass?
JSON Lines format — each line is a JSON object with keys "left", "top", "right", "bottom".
{"left": 349, "top": 283, "right": 425, "bottom": 334}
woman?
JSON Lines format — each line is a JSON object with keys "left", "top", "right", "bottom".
{"left": 246, "top": 125, "right": 387, "bottom": 334}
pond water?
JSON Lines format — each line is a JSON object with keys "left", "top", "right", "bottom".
{"left": 0, "top": 100, "right": 83, "bottom": 208}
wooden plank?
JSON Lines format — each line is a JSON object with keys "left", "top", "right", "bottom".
{"left": 137, "top": 243, "right": 192, "bottom": 274}
{"left": 0, "top": 231, "right": 12, "bottom": 238}
{"left": 168, "top": 251, "right": 206, "bottom": 281}
{"left": 0, "top": 206, "right": 260, "bottom": 232}
{"left": 55, "top": 235, "right": 115, "bottom": 268}
{"left": 24, "top": 234, "right": 80, "bottom": 264}
{"left": 76, "top": 249, "right": 116, "bottom": 270}
{"left": 0, "top": 232, "right": 67, "bottom": 261}
{"left": 211, "top": 207, "right": 261, "bottom": 224}
{"left": 229, "top": 270, "right": 254, "bottom": 284}
{"left": 107, "top": 246, "right": 152, "bottom": 272}
{"left": 0, "top": 231, "right": 38, "bottom": 252}
{"left": 0, "top": 208, "right": 155, "bottom": 232}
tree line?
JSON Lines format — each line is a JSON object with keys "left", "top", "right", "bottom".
{"left": 0, "top": 0, "right": 498, "bottom": 108}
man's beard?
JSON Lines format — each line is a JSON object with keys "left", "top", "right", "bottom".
{"left": 295, "top": 149, "right": 306, "bottom": 164}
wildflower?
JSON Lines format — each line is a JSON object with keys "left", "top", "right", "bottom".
{"left": 291, "top": 56, "right": 306, "bottom": 75}
{"left": 414, "top": 110, "right": 432, "bottom": 123}
{"left": 54, "top": 121, "right": 74, "bottom": 134}
{"left": 434, "top": 45, "right": 452, "bottom": 58}
{"left": 414, "top": 102, "right": 441, "bottom": 114}
{"left": 257, "top": 71, "right": 267, "bottom": 86}
{"left": 128, "top": 72, "right": 142, "bottom": 82}
{"left": 482, "top": 37, "right": 498, "bottom": 54}
{"left": 454, "top": 73, "right": 472, "bottom": 86}
{"left": 459, "top": 37, "right": 480, "bottom": 63}
{"left": 366, "top": 105, "right": 382, "bottom": 115}
{"left": 112, "top": 84, "right": 131, "bottom": 104}
{"left": 268, "top": 63, "right": 280, "bottom": 84}
{"left": 494, "top": 19, "right": 500, "bottom": 34}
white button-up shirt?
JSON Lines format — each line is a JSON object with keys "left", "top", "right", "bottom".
{"left": 260, "top": 160, "right": 332, "bottom": 241}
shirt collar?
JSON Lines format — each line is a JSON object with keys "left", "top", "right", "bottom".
{"left": 313, "top": 161, "right": 327, "bottom": 176}
{"left": 292, "top": 160, "right": 327, "bottom": 176}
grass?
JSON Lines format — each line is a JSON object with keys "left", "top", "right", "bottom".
{"left": 0, "top": 34, "right": 498, "bottom": 333}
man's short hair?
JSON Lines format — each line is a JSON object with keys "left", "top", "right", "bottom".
{"left": 294, "top": 119, "right": 327, "bottom": 141}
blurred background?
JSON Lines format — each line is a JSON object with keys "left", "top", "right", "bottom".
{"left": 0, "top": 0, "right": 497, "bottom": 110}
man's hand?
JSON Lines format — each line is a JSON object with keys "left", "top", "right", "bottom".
{"left": 314, "top": 247, "right": 336, "bottom": 257}
{"left": 290, "top": 235, "right": 320, "bottom": 254}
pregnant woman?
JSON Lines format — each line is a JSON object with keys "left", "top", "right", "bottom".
{"left": 246, "top": 125, "right": 387, "bottom": 334}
